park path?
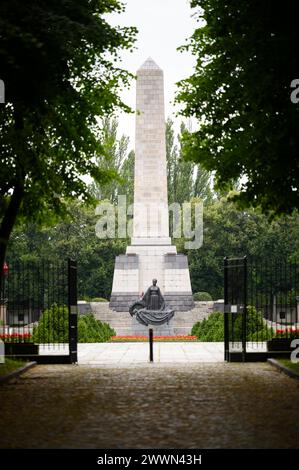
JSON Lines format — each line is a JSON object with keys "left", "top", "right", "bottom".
{"left": 0, "top": 362, "right": 299, "bottom": 448}
{"left": 76, "top": 342, "right": 224, "bottom": 363}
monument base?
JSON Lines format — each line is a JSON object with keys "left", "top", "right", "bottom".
{"left": 109, "top": 244, "right": 194, "bottom": 312}
{"left": 131, "top": 316, "right": 174, "bottom": 336}
{"left": 91, "top": 301, "right": 215, "bottom": 336}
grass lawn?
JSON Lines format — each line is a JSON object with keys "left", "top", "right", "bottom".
{"left": 278, "top": 359, "right": 299, "bottom": 375}
{"left": 0, "top": 359, "right": 26, "bottom": 377}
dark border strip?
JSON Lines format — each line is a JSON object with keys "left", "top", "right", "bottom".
{"left": 0, "top": 361, "right": 36, "bottom": 385}
{"left": 268, "top": 358, "right": 299, "bottom": 381}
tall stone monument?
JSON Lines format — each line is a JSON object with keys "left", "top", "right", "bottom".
{"left": 110, "top": 58, "right": 194, "bottom": 313}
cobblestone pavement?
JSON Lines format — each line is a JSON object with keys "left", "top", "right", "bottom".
{"left": 0, "top": 363, "right": 298, "bottom": 448}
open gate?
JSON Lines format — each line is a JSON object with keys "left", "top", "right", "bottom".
{"left": 224, "top": 256, "right": 299, "bottom": 361}
{"left": 224, "top": 257, "right": 247, "bottom": 361}
{"left": 0, "top": 259, "right": 77, "bottom": 363}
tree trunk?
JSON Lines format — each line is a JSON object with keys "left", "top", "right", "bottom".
{"left": 0, "top": 106, "right": 25, "bottom": 290}
{"left": 0, "top": 182, "right": 24, "bottom": 289}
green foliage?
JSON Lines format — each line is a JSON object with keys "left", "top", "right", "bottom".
{"left": 0, "top": 0, "right": 137, "bottom": 268}
{"left": 246, "top": 306, "right": 269, "bottom": 339}
{"left": 90, "top": 117, "right": 135, "bottom": 204}
{"left": 191, "top": 306, "right": 273, "bottom": 342}
{"left": 277, "top": 360, "right": 299, "bottom": 375}
{"left": 32, "top": 304, "right": 69, "bottom": 343}
{"left": 8, "top": 194, "right": 299, "bottom": 301}
{"left": 249, "top": 330, "right": 273, "bottom": 342}
{"left": 8, "top": 201, "right": 127, "bottom": 300}
{"left": 166, "top": 119, "right": 212, "bottom": 206}
{"left": 0, "top": 359, "right": 26, "bottom": 377}
{"left": 176, "top": 0, "right": 299, "bottom": 214}
{"left": 193, "top": 291, "right": 213, "bottom": 301}
{"left": 91, "top": 297, "right": 108, "bottom": 302}
{"left": 186, "top": 196, "right": 299, "bottom": 299}
{"left": 77, "top": 314, "right": 115, "bottom": 343}
{"left": 191, "top": 312, "right": 224, "bottom": 341}
{"left": 33, "top": 306, "right": 115, "bottom": 343}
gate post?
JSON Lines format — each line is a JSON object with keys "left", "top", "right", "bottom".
{"left": 224, "top": 257, "right": 229, "bottom": 361}
{"left": 68, "top": 259, "right": 78, "bottom": 363}
{"left": 242, "top": 256, "right": 247, "bottom": 362}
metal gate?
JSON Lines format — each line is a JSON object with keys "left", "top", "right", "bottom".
{"left": 224, "top": 257, "right": 247, "bottom": 361}
{"left": 0, "top": 258, "right": 77, "bottom": 363}
{"left": 224, "top": 256, "right": 299, "bottom": 361}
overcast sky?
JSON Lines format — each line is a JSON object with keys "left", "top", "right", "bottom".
{"left": 107, "top": 0, "right": 198, "bottom": 149}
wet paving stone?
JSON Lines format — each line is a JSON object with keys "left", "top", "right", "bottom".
{"left": 0, "top": 363, "right": 298, "bottom": 448}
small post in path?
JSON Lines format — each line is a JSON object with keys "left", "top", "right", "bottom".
{"left": 149, "top": 328, "right": 154, "bottom": 362}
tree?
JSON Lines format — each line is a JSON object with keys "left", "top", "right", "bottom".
{"left": 186, "top": 196, "right": 299, "bottom": 299}
{"left": 117, "top": 149, "right": 135, "bottom": 206}
{"left": 8, "top": 197, "right": 299, "bottom": 301}
{"left": 8, "top": 201, "right": 127, "bottom": 300}
{"left": 91, "top": 117, "right": 135, "bottom": 204}
{"left": 166, "top": 118, "right": 213, "bottom": 205}
{"left": 176, "top": 0, "right": 299, "bottom": 215}
{"left": 0, "top": 0, "right": 136, "bottom": 280}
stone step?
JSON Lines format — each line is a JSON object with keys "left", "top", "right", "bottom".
{"left": 113, "top": 327, "right": 193, "bottom": 336}
{"left": 90, "top": 302, "right": 215, "bottom": 336}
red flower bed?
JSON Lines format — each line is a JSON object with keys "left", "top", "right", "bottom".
{"left": 0, "top": 333, "right": 33, "bottom": 343}
{"left": 111, "top": 335, "right": 197, "bottom": 342}
{"left": 276, "top": 328, "right": 299, "bottom": 334}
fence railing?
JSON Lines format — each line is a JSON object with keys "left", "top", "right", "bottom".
{"left": 0, "top": 259, "right": 77, "bottom": 362}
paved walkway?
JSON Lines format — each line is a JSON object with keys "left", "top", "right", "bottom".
{"left": 1, "top": 362, "right": 299, "bottom": 448}
{"left": 77, "top": 342, "right": 224, "bottom": 364}
{"left": 40, "top": 342, "right": 267, "bottom": 364}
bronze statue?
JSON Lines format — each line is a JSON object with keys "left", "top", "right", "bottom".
{"left": 129, "top": 279, "right": 175, "bottom": 326}
{"left": 143, "top": 279, "right": 163, "bottom": 310}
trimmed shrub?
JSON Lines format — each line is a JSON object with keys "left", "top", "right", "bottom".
{"left": 32, "top": 304, "right": 69, "bottom": 343}
{"left": 78, "top": 314, "right": 115, "bottom": 342}
{"left": 248, "top": 329, "right": 274, "bottom": 342}
{"left": 192, "top": 312, "right": 224, "bottom": 341}
{"left": 33, "top": 305, "right": 115, "bottom": 343}
{"left": 80, "top": 295, "right": 92, "bottom": 302}
{"left": 91, "top": 297, "right": 108, "bottom": 302}
{"left": 193, "top": 291, "right": 213, "bottom": 301}
{"left": 191, "top": 306, "right": 273, "bottom": 342}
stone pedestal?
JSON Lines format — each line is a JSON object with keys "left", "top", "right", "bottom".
{"left": 131, "top": 316, "right": 174, "bottom": 336}
{"left": 110, "top": 246, "right": 194, "bottom": 312}
{"left": 109, "top": 58, "right": 194, "bottom": 315}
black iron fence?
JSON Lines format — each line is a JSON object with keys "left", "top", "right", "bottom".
{"left": 224, "top": 257, "right": 299, "bottom": 361}
{"left": 0, "top": 259, "right": 77, "bottom": 363}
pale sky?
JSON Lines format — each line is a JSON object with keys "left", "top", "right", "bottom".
{"left": 106, "top": 0, "right": 198, "bottom": 150}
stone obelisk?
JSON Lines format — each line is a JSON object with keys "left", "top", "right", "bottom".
{"left": 132, "top": 57, "right": 171, "bottom": 246}
{"left": 110, "top": 58, "right": 193, "bottom": 314}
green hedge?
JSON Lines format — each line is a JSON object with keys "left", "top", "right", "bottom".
{"left": 191, "top": 306, "right": 273, "bottom": 342}
{"left": 32, "top": 305, "right": 115, "bottom": 343}
{"left": 193, "top": 291, "right": 213, "bottom": 301}
{"left": 191, "top": 312, "right": 224, "bottom": 341}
